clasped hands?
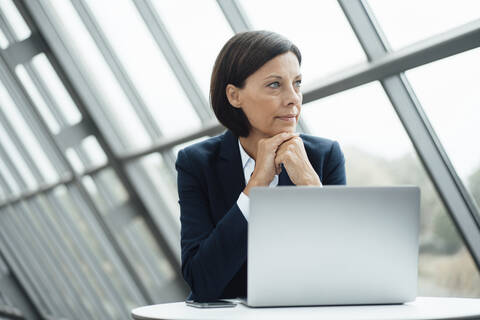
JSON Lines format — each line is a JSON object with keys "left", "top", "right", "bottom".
{"left": 243, "top": 132, "right": 322, "bottom": 196}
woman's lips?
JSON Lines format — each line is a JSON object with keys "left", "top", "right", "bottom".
{"left": 276, "top": 115, "right": 297, "bottom": 122}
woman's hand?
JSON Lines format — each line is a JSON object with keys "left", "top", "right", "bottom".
{"left": 243, "top": 132, "right": 298, "bottom": 196}
{"left": 275, "top": 136, "right": 322, "bottom": 186}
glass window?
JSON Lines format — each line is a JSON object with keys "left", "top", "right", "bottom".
{"left": 152, "top": 0, "right": 233, "bottom": 99}
{"left": 8, "top": 204, "right": 69, "bottom": 315}
{"left": 82, "top": 168, "right": 129, "bottom": 216}
{"left": 59, "top": 183, "right": 169, "bottom": 307}
{"left": 117, "top": 215, "right": 176, "bottom": 300}
{"left": 406, "top": 48, "right": 480, "bottom": 219}
{"left": 0, "top": 212, "right": 52, "bottom": 314}
{"left": 0, "top": 122, "right": 36, "bottom": 190}
{"left": 65, "top": 147, "right": 84, "bottom": 175}
{"left": 0, "top": 78, "right": 59, "bottom": 184}
{"left": 82, "top": 175, "right": 109, "bottom": 215}
{"left": 0, "top": 157, "right": 20, "bottom": 195}
{"left": 53, "top": 185, "right": 143, "bottom": 314}
{"left": 239, "top": 0, "right": 367, "bottom": 84}
{"left": 31, "top": 53, "right": 82, "bottom": 127}
{"left": 83, "top": 0, "right": 202, "bottom": 138}
{"left": 0, "top": 27, "right": 8, "bottom": 49}
{"left": 45, "top": 0, "right": 151, "bottom": 150}
{"left": 302, "top": 81, "right": 480, "bottom": 297}
{"left": 15, "top": 64, "right": 61, "bottom": 134}
{"left": 0, "top": 255, "right": 7, "bottom": 276}
{"left": 95, "top": 168, "right": 129, "bottom": 208}
{"left": 22, "top": 199, "right": 87, "bottom": 316}
{"left": 0, "top": 0, "right": 31, "bottom": 41}
{"left": 127, "top": 153, "right": 179, "bottom": 222}
{"left": 141, "top": 153, "right": 177, "bottom": 214}
{"left": 80, "top": 135, "right": 107, "bottom": 168}
{"left": 368, "top": 0, "right": 480, "bottom": 50}
{"left": 38, "top": 193, "right": 123, "bottom": 318}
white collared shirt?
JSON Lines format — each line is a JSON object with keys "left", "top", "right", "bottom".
{"left": 237, "top": 139, "right": 278, "bottom": 221}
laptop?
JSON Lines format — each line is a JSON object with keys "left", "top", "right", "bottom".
{"left": 242, "top": 186, "right": 420, "bottom": 307}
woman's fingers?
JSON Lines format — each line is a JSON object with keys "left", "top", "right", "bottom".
{"left": 270, "top": 133, "right": 298, "bottom": 175}
{"left": 251, "top": 132, "right": 299, "bottom": 185}
{"left": 257, "top": 132, "right": 298, "bottom": 155}
{"left": 270, "top": 132, "right": 299, "bottom": 149}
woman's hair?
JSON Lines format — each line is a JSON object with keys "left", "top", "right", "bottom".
{"left": 210, "top": 30, "right": 302, "bottom": 137}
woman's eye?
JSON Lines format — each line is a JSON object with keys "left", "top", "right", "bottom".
{"left": 267, "top": 81, "right": 280, "bottom": 88}
{"left": 295, "top": 79, "right": 302, "bottom": 87}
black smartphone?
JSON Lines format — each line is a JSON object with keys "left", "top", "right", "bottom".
{"left": 185, "top": 299, "right": 237, "bottom": 308}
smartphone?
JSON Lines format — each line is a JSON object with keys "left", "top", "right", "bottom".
{"left": 185, "top": 299, "right": 237, "bottom": 308}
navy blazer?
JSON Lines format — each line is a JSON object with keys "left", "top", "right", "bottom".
{"left": 175, "top": 129, "right": 346, "bottom": 302}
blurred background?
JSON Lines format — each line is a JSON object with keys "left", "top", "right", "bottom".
{"left": 0, "top": 0, "right": 479, "bottom": 319}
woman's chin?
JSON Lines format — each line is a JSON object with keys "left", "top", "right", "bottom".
{"left": 271, "top": 125, "right": 296, "bottom": 136}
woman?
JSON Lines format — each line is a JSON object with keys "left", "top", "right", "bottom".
{"left": 175, "top": 30, "right": 346, "bottom": 302}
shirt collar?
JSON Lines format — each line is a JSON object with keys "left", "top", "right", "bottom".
{"left": 238, "top": 139, "right": 253, "bottom": 169}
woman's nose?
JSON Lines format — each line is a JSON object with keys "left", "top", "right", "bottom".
{"left": 284, "top": 83, "right": 302, "bottom": 106}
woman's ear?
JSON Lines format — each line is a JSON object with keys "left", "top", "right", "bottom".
{"left": 226, "top": 84, "right": 242, "bottom": 109}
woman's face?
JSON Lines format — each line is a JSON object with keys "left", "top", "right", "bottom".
{"left": 228, "top": 51, "right": 302, "bottom": 138}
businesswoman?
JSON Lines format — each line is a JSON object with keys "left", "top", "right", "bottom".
{"left": 175, "top": 30, "right": 346, "bottom": 302}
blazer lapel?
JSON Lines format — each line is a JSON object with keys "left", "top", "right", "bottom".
{"left": 216, "top": 130, "right": 246, "bottom": 213}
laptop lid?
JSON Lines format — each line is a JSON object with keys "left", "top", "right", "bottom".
{"left": 247, "top": 186, "right": 420, "bottom": 307}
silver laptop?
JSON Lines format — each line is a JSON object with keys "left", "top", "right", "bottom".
{"left": 244, "top": 186, "right": 420, "bottom": 307}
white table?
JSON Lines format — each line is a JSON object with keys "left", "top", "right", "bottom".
{"left": 131, "top": 297, "right": 480, "bottom": 320}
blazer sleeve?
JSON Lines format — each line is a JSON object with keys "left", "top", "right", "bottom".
{"left": 176, "top": 149, "right": 247, "bottom": 301}
{"left": 322, "top": 141, "right": 347, "bottom": 185}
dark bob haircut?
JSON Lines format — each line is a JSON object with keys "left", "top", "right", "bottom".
{"left": 210, "top": 30, "right": 302, "bottom": 137}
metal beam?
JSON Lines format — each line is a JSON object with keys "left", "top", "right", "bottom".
{"left": 216, "top": 0, "right": 251, "bottom": 32}
{"left": 2, "top": 34, "right": 44, "bottom": 66}
{"left": 121, "top": 120, "right": 224, "bottom": 161}
{"left": 303, "top": 17, "right": 480, "bottom": 102}
{"left": 338, "top": 0, "right": 480, "bottom": 270}
{"left": 54, "top": 119, "right": 93, "bottom": 151}
{"left": 0, "top": 175, "right": 71, "bottom": 209}
{"left": 0, "top": 303, "right": 24, "bottom": 319}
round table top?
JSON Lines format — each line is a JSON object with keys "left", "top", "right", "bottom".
{"left": 131, "top": 297, "right": 480, "bottom": 320}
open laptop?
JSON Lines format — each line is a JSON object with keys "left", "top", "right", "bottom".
{"left": 242, "top": 186, "right": 420, "bottom": 307}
